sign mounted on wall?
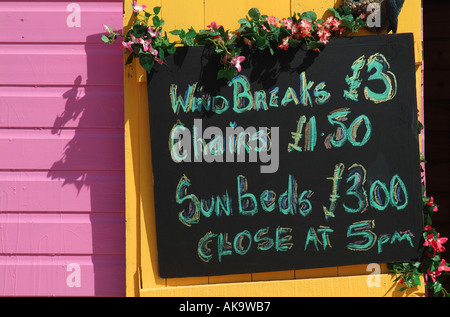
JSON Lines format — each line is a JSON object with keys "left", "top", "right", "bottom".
{"left": 147, "top": 33, "right": 423, "bottom": 278}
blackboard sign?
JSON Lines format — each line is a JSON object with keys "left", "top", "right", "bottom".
{"left": 147, "top": 33, "right": 423, "bottom": 278}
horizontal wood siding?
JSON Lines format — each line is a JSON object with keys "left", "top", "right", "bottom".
{"left": 0, "top": 1, "right": 125, "bottom": 296}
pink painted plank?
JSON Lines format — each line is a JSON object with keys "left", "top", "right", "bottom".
{"left": 0, "top": 128, "right": 124, "bottom": 170}
{"left": 0, "top": 2, "right": 123, "bottom": 43}
{"left": 0, "top": 86, "right": 124, "bottom": 128}
{"left": 0, "top": 254, "right": 124, "bottom": 296}
{"left": 0, "top": 44, "right": 123, "bottom": 85}
{"left": 0, "top": 171, "right": 124, "bottom": 212}
{"left": 0, "top": 212, "right": 124, "bottom": 254}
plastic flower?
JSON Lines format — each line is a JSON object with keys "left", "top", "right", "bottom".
{"left": 438, "top": 259, "right": 450, "bottom": 272}
{"left": 148, "top": 26, "right": 160, "bottom": 38}
{"left": 281, "top": 18, "right": 293, "bottom": 30}
{"left": 266, "top": 16, "right": 279, "bottom": 25}
{"left": 122, "top": 34, "right": 139, "bottom": 52}
{"left": 300, "top": 19, "right": 312, "bottom": 37}
{"left": 424, "top": 232, "right": 448, "bottom": 256}
{"left": 325, "top": 16, "right": 342, "bottom": 32}
{"left": 243, "top": 37, "right": 254, "bottom": 47}
{"left": 427, "top": 268, "right": 442, "bottom": 283}
{"left": 436, "top": 233, "right": 448, "bottom": 252}
{"left": 427, "top": 196, "right": 439, "bottom": 212}
{"left": 132, "top": 1, "right": 147, "bottom": 13}
{"left": 317, "top": 24, "right": 331, "bottom": 44}
{"left": 103, "top": 24, "right": 113, "bottom": 34}
{"left": 231, "top": 55, "right": 245, "bottom": 72}
{"left": 278, "top": 37, "right": 290, "bottom": 51}
{"left": 207, "top": 21, "right": 222, "bottom": 31}
{"left": 139, "top": 38, "right": 152, "bottom": 52}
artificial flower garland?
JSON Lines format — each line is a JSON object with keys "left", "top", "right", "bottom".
{"left": 102, "top": 1, "right": 367, "bottom": 79}
{"left": 103, "top": 1, "right": 449, "bottom": 296}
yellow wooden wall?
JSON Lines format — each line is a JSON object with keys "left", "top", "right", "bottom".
{"left": 124, "top": 0, "right": 424, "bottom": 297}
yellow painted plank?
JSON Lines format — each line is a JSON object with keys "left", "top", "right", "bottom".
{"left": 209, "top": 273, "right": 252, "bottom": 285}
{"left": 140, "top": 274, "right": 425, "bottom": 297}
{"left": 291, "top": 0, "right": 337, "bottom": 19}
{"left": 252, "top": 270, "right": 295, "bottom": 282}
{"left": 161, "top": 0, "right": 205, "bottom": 42}
{"left": 124, "top": 60, "right": 141, "bottom": 297}
{"left": 124, "top": 2, "right": 145, "bottom": 296}
{"left": 205, "top": 0, "right": 291, "bottom": 31}
{"left": 295, "top": 266, "right": 338, "bottom": 279}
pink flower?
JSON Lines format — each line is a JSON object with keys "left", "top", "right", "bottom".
{"left": 243, "top": 37, "right": 254, "bottom": 47}
{"left": 121, "top": 34, "right": 139, "bottom": 52}
{"left": 300, "top": 19, "right": 312, "bottom": 37}
{"left": 278, "top": 37, "right": 290, "bottom": 51}
{"left": 148, "top": 26, "right": 160, "bottom": 38}
{"left": 132, "top": 1, "right": 147, "bottom": 13}
{"left": 438, "top": 259, "right": 450, "bottom": 272}
{"left": 427, "top": 196, "right": 438, "bottom": 212}
{"left": 154, "top": 57, "right": 163, "bottom": 65}
{"left": 424, "top": 225, "right": 433, "bottom": 232}
{"left": 281, "top": 18, "right": 293, "bottom": 30}
{"left": 139, "top": 38, "right": 152, "bottom": 52}
{"left": 149, "top": 46, "right": 158, "bottom": 56}
{"left": 103, "top": 24, "right": 112, "bottom": 34}
{"left": 317, "top": 24, "right": 331, "bottom": 44}
{"left": 427, "top": 268, "right": 441, "bottom": 283}
{"left": 436, "top": 233, "right": 448, "bottom": 251}
{"left": 231, "top": 55, "right": 245, "bottom": 72}
{"left": 207, "top": 21, "right": 222, "bottom": 31}
{"left": 325, "top": 16, "right": 342, "bottom": 32}
{"left": 424, "top": 232, "right": 448, "bottom": 256}
{"left": 266, "top": 16, "right": 279, "bottom": 25}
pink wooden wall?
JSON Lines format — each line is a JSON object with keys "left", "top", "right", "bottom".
{"left": 0, "top": 1, "right": 125, "bottom": 296}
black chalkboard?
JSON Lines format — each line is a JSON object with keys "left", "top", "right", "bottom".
{"left": 147, "top": 33, "right": 423, "bottom": 278}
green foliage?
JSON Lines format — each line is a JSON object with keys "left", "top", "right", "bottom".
{"left": 103, "top": 2, "right": 369, "bottom": 77}
{"left": 388, "top": 121, "right": 449, "bottom": 297}
{"left": 102, "top": 3, "right": 174, "bottom": 73}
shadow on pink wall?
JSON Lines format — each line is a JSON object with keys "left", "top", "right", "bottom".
{"left": 46, "top": 34, "right": 125, "bottom": 296}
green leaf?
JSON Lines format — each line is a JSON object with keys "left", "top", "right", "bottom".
{"left": 167, "top": 44, "right": 176, "bottom": 55}
{"left": 125, "top": 53, "right": 134, "bottom": 65}
{"left": 139, "top": 54, "right": 155, "bottom": 73}
{"left": 170, "top": 29, "right": 182, "bottom": 36}
{"left": 182, "top": 38, "right": 194, "bottom": 46}
{"left": 248, "top": 8, "right": 261, "bottom": 20}
{"left": 301, "top": 11, "right": 317, "bottom": 22}
{"left": 101, "top": 34, "right": 110, "bottom": 43}
{"left": 218, "top": 68, "right": 238, "bottom": 80}
{"left": 398, "top": 286, "right": 409, "bottom": 292}
{"left": 185, "top": 28, "right": 197, "bottom": 39}
{"left": 152, "top": 15, "right": 161, "bottom": 27}
{"left": 158, "top": 49, "right": 165, "bottom": 61}
{"left": 433, "top": 281, "right": 443, "bottom": 295}
{"left": 153, "top": 6, "right": 161, "bottom": 15}
{"left": 328, "top": 8, "right": 341, "bottom": 19}
{"left": 413, "top": 274, "right": 422, "bottom": 286}
{"left": 255, "top": 36, "right": 267, "bottom": 50}
{"left": 238, "top": 18, "right": 249, "bottom": 25}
